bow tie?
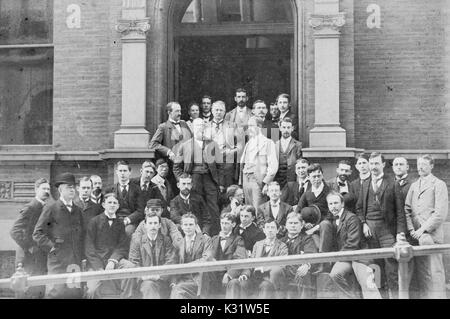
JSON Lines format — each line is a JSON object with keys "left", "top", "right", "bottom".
{"left": 219, "top": 235, "right": 230, "bottom": 241}
{"left": 172, "top": 121, "right": 181, "bottom": 126}
{"left": 106, "top": 217, "right": 116, "bottom": 222}
{"left": 333, "top": 215, "right": 340, "bottom": 221}
{"left": 271, "top": 203, "right": 279, "bottom": 208}
{"left": 338, "top": 181, "right": 346, "bottom": 187}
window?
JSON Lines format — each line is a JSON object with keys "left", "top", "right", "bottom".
{"left": 0, "top": 0, "right": 53, "bottom": 145}
{"left": 182, "top": 0, "right": 293, "bottom": 24}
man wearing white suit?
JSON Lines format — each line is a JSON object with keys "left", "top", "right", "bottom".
{"left": 240, "top": 116, "right": 278, "bottom": 209}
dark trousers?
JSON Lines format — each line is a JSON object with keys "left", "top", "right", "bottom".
{"left": 366, "top": 219, "right": 398, "bottom": 298}
{"left": 192, "top": 172, "right": 220, "bottom": 236}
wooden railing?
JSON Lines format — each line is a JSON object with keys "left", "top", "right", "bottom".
{"left": 1, "top": 243, "right": 450, "bottom": 299}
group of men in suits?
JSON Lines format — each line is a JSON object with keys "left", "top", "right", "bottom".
{"left": 8, "top": 86, "right": 448, "bottom": 299}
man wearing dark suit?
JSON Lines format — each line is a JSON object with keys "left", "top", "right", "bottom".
{"left": 276, "top": 93, "right": 298, "bottom": 139}
{"left": 205, "top": 212, "right": 248, "bottom": 298}
{"left": 149, "top": 159, "right": 174, "bottom": 218}
{"left": 33, "top": 173, "right": 84, "bottom": 299}
{"left": 275, "top": 117, "right": 302, "bottom": 189}
{"left": 74, "top": 176, "right": 103, "bottom": 230}
{"left": 90, "top": 175, "right": 104, "bottom": 205}
{"left": 10, "top": 178, "right": 51, "bottom": 299}
{"left": 281, "top": 158, "right": 310, "bottom": 206}
{"left": 391, "top": 156, "right": 418, "bottom": 297}
{"left": 200, "top": 95, "right": 214, "bottom": 122}
{"left": 356, "top": 152, "right": 406, "bottom": 298}
{"left": 233, "top": 205, "right": 265, "bottom": 256}
{"left": 327, "top": 160, "right": 357, "bottom": 212}
{"left": 84, "top": 193, "right": 133, "bottom": 299}
{"left": 257, "top": 182, "right": 293, "bottom": 238}
{"left": 170, "top": 214, "right": 212, "bottom": 299}
{"left": 105, "top": 160, "right": 144, "bottom": 237}
{"left": 170, "top": 173, "right": 211, "bottom": 236}
{"left": 207, "top": 100, "right": 242, "bottom": 194}
{"left": 128, "top": 212, "right": 178, "bottom": 299}
{"left": 350, "top": 153, "right": 371, "bottom": 207}
{"left": 295, "top": 164, "right": 334, "bottom": 256}
{"left": 240, "top": 219, "right": 288, "bottom": 299}
{"left": 130, "top": 160, "right": 156, "bottom": 194}
{"left": 174, "top": 118, "right": 221, "bottom": 235}
{"left": 225, "top": 88, "right": 253, "bottom": 179}
{"left": 327, "top": 191, "right": 381, "bottom": 299}
{"left": 281, "top": 211, "right": 318, "bottom": 299}
{"left": 149, "top": 101, "right": 193, "bottom": 192}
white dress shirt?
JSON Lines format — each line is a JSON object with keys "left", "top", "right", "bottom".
{"left": 270, "top": 200, "right": 281, "bottom": 220}
{"left": 60, "top": 197, "right": 74, "bottom": 212}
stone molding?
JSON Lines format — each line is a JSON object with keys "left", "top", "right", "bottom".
{"left": 308, "top": 13, "right": 346, "bottom": 32}
{"left": 116, "top": 18, "right": 150, "bottom": 36}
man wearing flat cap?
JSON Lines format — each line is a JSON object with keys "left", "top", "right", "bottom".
{"left": 33, "top": 172, "right": 85, "bottom": 299}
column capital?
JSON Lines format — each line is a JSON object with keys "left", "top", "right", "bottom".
{"left": 309, "top": 13, "right": 346, "bottom": 32}
{"left": 116, "top": 18, "right": 150, "bottom": 36}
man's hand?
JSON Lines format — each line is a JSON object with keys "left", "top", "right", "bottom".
{"left": 123, "top": 217, "right": 131, "bottom": 226}
{"left": 296, "top": 264, "right": 310, "bottom": 277}
{"left": 105, "top": 261, "right": 116, "bottom": 271}
{"left": 304, "top": 223, "right": 314, "bottom": 230}
{"left": 363, "top": 223, "right": 372, "bottom": 238}
{"left": 305, "top": 225, "right": 319, "bottom": 236}
{"left": 142, "top": 275, "right": 160, "bottom": 281}
{"left": 219, "top": 186, "right": 225, "bottom": 193}
{"left": 238, "top": 275, "right": 248, "bottom": 282}
{"left": 411, "top": 228, "right": 424, "bottom": 240}
{"left": 168, "top": 151, "right": 176, "bottom": 161}
{"left": 222, "top": 273, "right": 231, "bottom": 286}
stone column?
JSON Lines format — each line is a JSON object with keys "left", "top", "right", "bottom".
{"left": 308, "top": 0, "right": 346, "bottom": 147}
{"left": 114, "top": 0, "right": 150, "bottom": 148}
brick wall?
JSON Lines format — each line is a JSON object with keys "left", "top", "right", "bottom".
{"left": 354, "top": 0, "right": 450, "bottom": 149}
{"left": 53, "top": 0, "right": 113, "bottom": 151}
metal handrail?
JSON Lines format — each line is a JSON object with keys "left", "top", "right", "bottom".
{"left": 1, "top": 243, "right": 450, "bottom": 298}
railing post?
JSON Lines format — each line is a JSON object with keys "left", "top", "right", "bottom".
{"left": 394, "top": 239, "right": 413, "bottom": 299}
{"left": 10, "top": 264, "right": 29, "bottom": 298}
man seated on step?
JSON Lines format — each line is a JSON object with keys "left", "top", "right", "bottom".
{"left": 169, "top": 214, "right": 212, "bottom": 299}
{"left": 84, "top": 193, "right": 134, "bottom": 299}
{"left": 328, "top": 191, "right": 381, "bottom": 299}
{"left": 281, "top": 211, "right": 318, "bottom": 299}
{"left": 239, "top": 219, "right": 288, "bottom": 299}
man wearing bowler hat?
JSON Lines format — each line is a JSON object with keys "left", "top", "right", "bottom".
{"left": 33, "top": 172, "right": 85, "bottom": 299}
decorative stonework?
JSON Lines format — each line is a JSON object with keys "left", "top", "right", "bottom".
{"left": 309, "top": 13, "right": 346, "bottom": 31}
{"left": 116, "top": 19, "right": 150, "bottom": 35}
{"left": 0, "top": 182, "right": 12, "bottom": 200}
{"left": 0, "top": 181, "right": 35, "bottom": 201}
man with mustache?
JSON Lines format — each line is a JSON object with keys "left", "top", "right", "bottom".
{"left": 327, "top": 160, "right": 357, "bottom": 211}
{"left": 149, "top": 101, "right": 192, "bottom": 192}
{"left": 355, "top": 152, "right": 406, "bottom": 298}
{"left": 274, "top": 117, "right": 303, "bottom": 189}
{"left": 10, "top": 178, "right": 51, "bottom": 298}
{"left": 404, "top": 154, "right": 448, "bottom": 298}
{"left": 74, "top": 176, "right": 103, "bottom": 230}
{"left": 276, "top": 93, "right": 298, "bottom": 139}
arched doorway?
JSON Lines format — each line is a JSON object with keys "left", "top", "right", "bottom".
{"left": 171, "top": 0, "right": 298, "bottom": 116}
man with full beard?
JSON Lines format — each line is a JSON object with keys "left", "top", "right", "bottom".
{"left": 327, "top": 160, "right": 357, "bottom": 211}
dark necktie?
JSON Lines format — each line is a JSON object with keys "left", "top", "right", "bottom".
{"left": 150, "top": 240, "right": 157, "bottom": 265}
{"left": 338, "top": 181, "right": 346, "bottom": 187}
{"left": 121, "top": 185, "right": 128, "bottom": 199}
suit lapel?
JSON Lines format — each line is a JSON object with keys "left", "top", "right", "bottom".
{"left": 377, "top": 177, "right": 388, "bottom": 199}
{"left": 142, "top": 236, "right": 153, "bottom": 264}
{"left": 419, "top": 176, "right": 434, "bottom": 196}
{"left": 285, "top": 139, "right": 295, "bottom": 155}
{"left": 155, "top": 235, "right": 164, "bottom": 264}
{"left": 222, "top": 235, "right": 234, "bottom": 254}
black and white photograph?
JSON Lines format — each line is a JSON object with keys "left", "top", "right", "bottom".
{"left": 0, "top": 0, "right": 450, "bottom": 306}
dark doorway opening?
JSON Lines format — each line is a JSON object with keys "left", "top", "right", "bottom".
{"left": 177, "top": 35, "right": 291, "bottom": 117}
